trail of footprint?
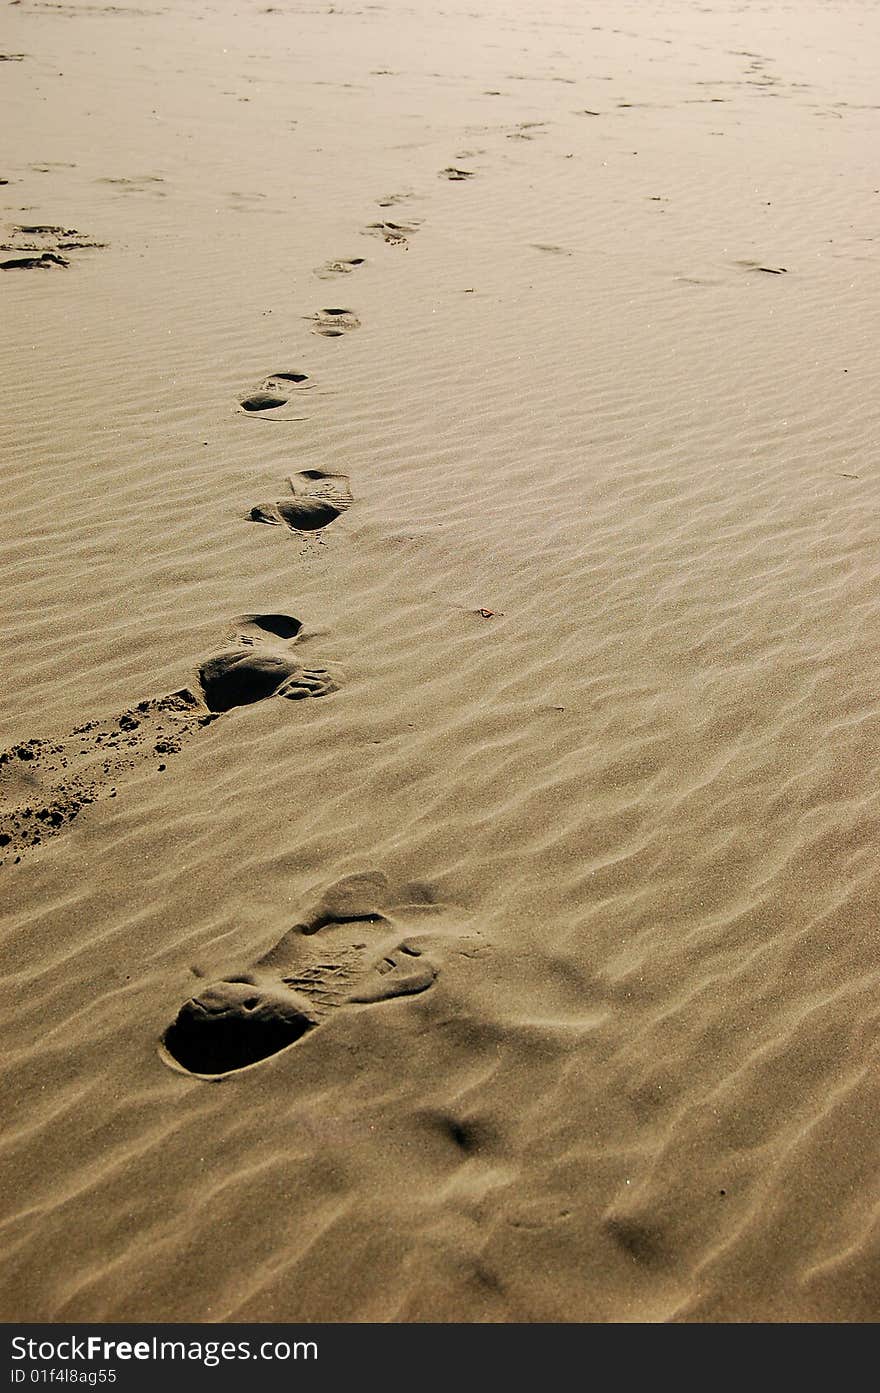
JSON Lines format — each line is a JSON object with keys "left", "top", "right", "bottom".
{"left": 160, "top": 873, "right": 474, "bottom": 1077}
{"left": 239, "top": 369, "right": 314, "bottom": 414}
{"left": 309, "top": 307, "right": 360, "bottom": 337}
{"left": 362, "top": 219, "right": 420, "bottom": 247}
{"left": 249, "top": 468, "right": 354, "bottom": 534}
{"left": 314, "top": 256, "right": 365, "bottom": 280}
{"left": 0, "top": 615, "right": 335, "bottom": 863}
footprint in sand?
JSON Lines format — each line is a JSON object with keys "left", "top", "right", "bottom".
{"left": 97, "top": 175, "right": 166, "bottom": 197}
{"left": 160, "top": 873, "right": 475, "bottom": 1077}
{"left": 0, "top": 224, "right": 106, "bottom": 270}
{"left": 0, "top": 615, "right": 335, "bottom": 863}
{"left": 239, "top": 370, "right": 314, "bottom": 413}
{"left": 376, "top": 192, "right": 414, "bottom": 208}
{"left": 314, "top": 256, "right": 365, "bottom": 280}
{"left": 735, "top": 259, "right": 788, "bottom": 275}
{"left": 196, "top": 613, "right": 336, "bottom": 712}
{"left": 362, "top": 219, "right": 420, "bottom": 247}
{"left": 249, "top": 468, "right": 353, "bottom": 534}
{"left": 507, "top": 121, "right": 548, "bottom": 141}
{"left": 309, "top": 307, "right": 360, "bottom": 337}
{"left": 1, "top": 251, "right": 70, "bottom": 271}
{"left": 440, "top": 166, "right": 475, "bottom": 181}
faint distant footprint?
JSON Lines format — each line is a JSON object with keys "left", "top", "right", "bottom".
{"left": 314, "top": 255, "right": 365, "bottom": 280}
{"left": 362, "top": 219, "right": 420, "bottom": 247}
{"left": 249, "top": 468, "right": 353, "bottom": 533}
{"left": 97, "top": 175, "right": 166, "bottom": 197}
{"left": 440, "top": 166, "right": 474, "bottom": 181}
{"left": 160, "top": 872, "right": 474, "bottom": 1076}
{"left": 239, "top": 369, "right": 315, "bottom": 414}
{"left": 309, "top": 307, "right": 360, "bottom": 337}
{"left": 0, "top": 615, "right": 335, "bottom": 863}
{"left": 507, "top": 121, "right": 548, "bottom": 141}
{"left": 735, "top": 259, "right": 788, "bottom": 275}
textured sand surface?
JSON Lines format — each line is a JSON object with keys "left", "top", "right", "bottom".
{"left": 1, "top": 0, "right": 879, "bottom": 1322}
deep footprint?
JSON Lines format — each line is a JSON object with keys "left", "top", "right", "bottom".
{"left": 309, "top": 308, "right": 360, "bottom": 337}
{"left": 197, "top": 613, "right": 335, "bottom": 711}
{"left": 161, "top": 873, "right": 447, "bottom": 1076}
{"left": 249, "top": 468, "right": 353, "bottom": 533}
{"left": 239, "top": 370, "right": 313, "bottom": 413}
{"left": 0, "top": 615, "right": 334, "bottom": 862}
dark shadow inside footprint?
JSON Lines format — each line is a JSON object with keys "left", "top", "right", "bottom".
{"left": 198, "top": 655, "right": 332, "bottom": 711}
{"left": 238, "top": 613, "right": 302, "bottom": 640}
{"left": 240, "top": 371, "right": 313, "bottom": 412}
{"left": 198, "top": 653, "right": 292, "bottom": 711}
{"left": 160, "top": 872, "right": 453, "bottom": 1077}
{"left": 315, "top": 257, "right": 365, "bottom": 279}
{"left": 1, "top": 612, "right": 331, "bottom": 863}
{"left": 250, "top": 498, "right": 342, "bottom": 531}
{"left": 163, "top": 979, "right": 316, "bottom": 1075}
{"left": 310, "top": 307, "right": 360, "bottom": 337}
{"left": 240, "top": 391, "right": 288, "bottom": 412}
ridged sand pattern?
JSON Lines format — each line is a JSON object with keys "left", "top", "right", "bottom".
{"left": 0, "top": 0, "right": 879, "bottom": 1326}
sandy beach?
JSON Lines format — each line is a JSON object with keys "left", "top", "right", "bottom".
{"left": 1, "top": 0, "right": 879, "bottom": 1322}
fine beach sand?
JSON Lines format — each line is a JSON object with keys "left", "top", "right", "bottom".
{"left": 1, "top": 0, "right": 879, "bottom": 1323}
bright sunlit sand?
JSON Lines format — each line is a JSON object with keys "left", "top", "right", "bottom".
{"left": 1, "top": 0, "right": 879, "bottom": 1322}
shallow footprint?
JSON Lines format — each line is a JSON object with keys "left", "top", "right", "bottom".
{"left": 0, "top": 224, "right": 106, "bottom": 270}
{"left": 309, "top": 308, "right": 360, "bottom": 337}
{"left": 362, "top": 219, "right": 420, "bottom": 246}
{"left": 314, "top": 256, "right": 365, "bottom": 280}
{"left": 161, "top": 873, "right": 457, "bottom": 1076}
{"left": 1, "top": 252, "right": 69, "bottom": 271}
{"left": 440, "top": 166, "right": 475, "bottom": 181}
{"left": 249, "top": 468, "right": 354, "bottom": 534}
